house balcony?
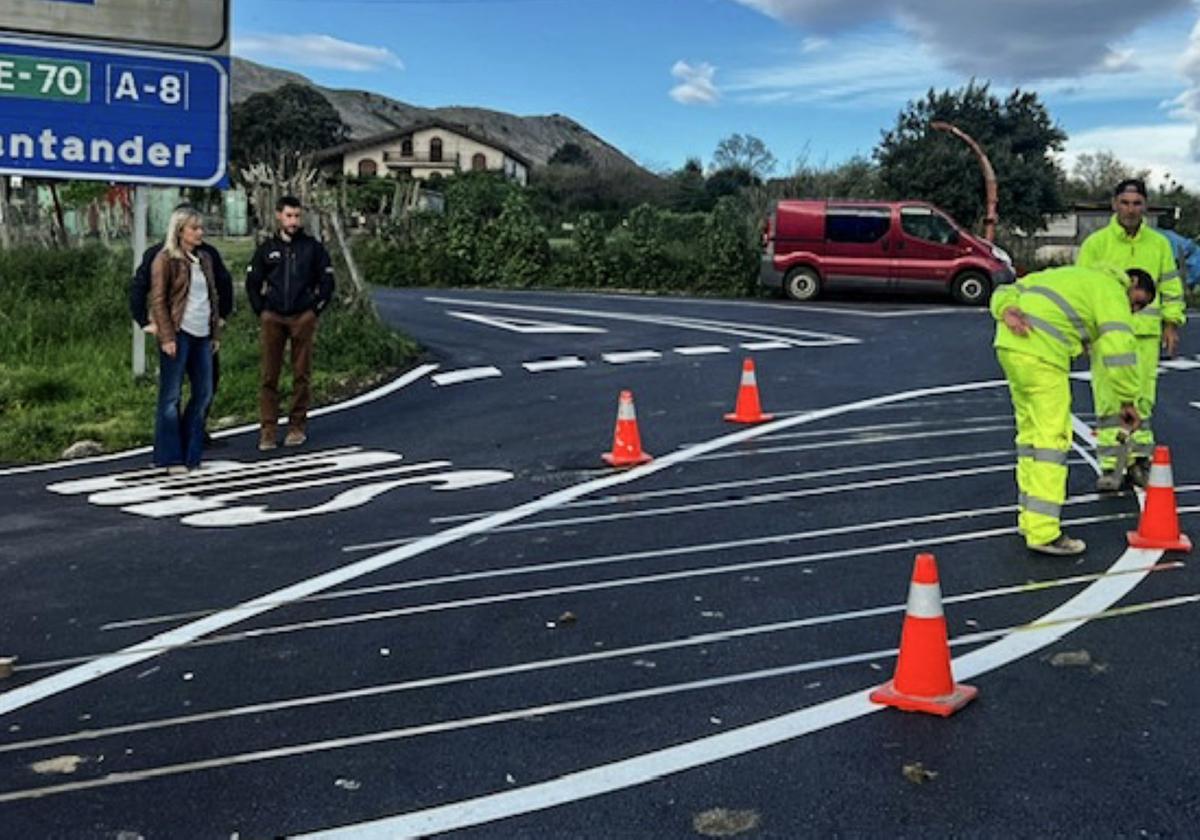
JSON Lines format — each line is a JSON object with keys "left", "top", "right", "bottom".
{"left": 382, "top": 151, "right": 461, "bottom": 170}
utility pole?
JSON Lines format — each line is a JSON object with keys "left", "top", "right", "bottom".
{"left": 930, "top": 120, "right": 998, "bottom": 242}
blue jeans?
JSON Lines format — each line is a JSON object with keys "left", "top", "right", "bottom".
{"left": 154, "top": 332, "right": 213, "bottom": 468}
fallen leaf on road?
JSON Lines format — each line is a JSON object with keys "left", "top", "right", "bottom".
{"left": 693, "top": 807, "right": 761, "bottom": 837}
{"left": 1049, "top": 650, "right": 1092, "bottom": 668}
{"left": 31, "top": 755, "right": 86, "bottom": 775}
{"left": 334, "top": 778, "right": 361, "bottom": 791}
{"left": 902, "top": 762, "right": 938, "bottom": 785}
{"left": 557, "top": 611, "right": 577, "bottom": 625}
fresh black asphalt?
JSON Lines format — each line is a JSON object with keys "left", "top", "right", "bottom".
{"left": 0, "top": 287, "right": 1197, "bottom": 838}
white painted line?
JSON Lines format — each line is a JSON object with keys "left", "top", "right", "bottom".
{"left": 0, "top": 364, "right": 440, "bottom": 477}
{"left": 672, "top": 345, "right": 731, "bottom": 356}
{"left": 522, "top": 357, "right": 587, "bottom": 373}
{"left": 10, "top": 563, "right": 1173, "bottom": 757}
{"left": 1192, "top": 402, "right": 1200, "bottom": 411}
{"left": 758, "top": 417, "right": 1012, "bottom": 443}
{"left": 602, "top": 350, "right": 662, "bottom": 364}
{"left": 694, "top": 424, "right": 1014, "bottom": 462}
{"left": 431, "top": 367, "right": 503, "bottom": 386}
{"left": 0, "top": 378, "right": 1013, "bottom": 719}
{"left": 446, "top": 310, "right": 606, "bottom": 334}
{"left": 1160, "top": 358, "right": 1200, "bottom": 370}
{"left": 1069, "top": 370, "right": 1093, "bottom": 382}
{"left": 740, "top": 340, "right": 793, "bottom": 351}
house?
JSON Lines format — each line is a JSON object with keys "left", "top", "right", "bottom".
{"left": 1029, "top": 202, "right": 1176, "bottom": 263}
{"left": 315, "top": 121, "right": 531, "bottom": 186}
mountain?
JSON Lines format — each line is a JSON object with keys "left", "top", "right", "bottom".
{"left": 231, "top": 58, "right": 648, "bottom": 175}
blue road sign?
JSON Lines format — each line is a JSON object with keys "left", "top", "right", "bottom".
{"left": 0, "top": 35, "right": 228, "bottom": 187}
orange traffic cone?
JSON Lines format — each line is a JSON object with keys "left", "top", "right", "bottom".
{"left": 602, "top": 390, "right": 653, "bottom": 467}
{"left": 870, "top": 553, "right": 978, "bottom": 717}
{"left": 1127, "top": 446, "right": 1192, "bottom": 552}
{"left": 724, "top": 358, "right": 774, "bottom": 424}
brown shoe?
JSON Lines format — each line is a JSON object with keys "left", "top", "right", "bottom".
{"left": 258, "top": 428, "right": 278, "bottom": 452}
{"left": 283, "top": 428, "right": 307, "bottom": 447}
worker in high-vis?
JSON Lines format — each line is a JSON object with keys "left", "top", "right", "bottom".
{"left": 991, "top": 265, "right": 1155, "bottom": 556}
{"left": 1077, "top": 178, "right": 1186, "bottom": 491}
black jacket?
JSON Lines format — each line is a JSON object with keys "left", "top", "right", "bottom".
{"left": 246, "top": 229, "right": 335, "bottom": 317}
{"left": 131, "top": 241, "right": 233, "bottom": 327}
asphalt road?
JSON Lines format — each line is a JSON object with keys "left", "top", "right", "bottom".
{"left": 0, "top": 287, "right": 1197, "bottom": 838}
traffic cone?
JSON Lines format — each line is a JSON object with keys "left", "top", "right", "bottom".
{"left": 602, "top": 390, "right": 652, "bottom": 467}
{"left": 870, "top": 553, "right": 978, "bottom": 717}
{"left": 724, "top": 358, "right": 774, "bottom": 424}
{"left": 0, "top": 656, "right": 14, "bottom": 680}
{"left": 1127, "top": 446, "right": 1192, "bottom": 552}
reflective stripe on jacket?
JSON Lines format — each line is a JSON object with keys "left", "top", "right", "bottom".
{"left": 990, "top": 265, "right": 1139, "bottom": 403}
{"left": 1076, "top": 215, "right": 1186, "bottom": 334}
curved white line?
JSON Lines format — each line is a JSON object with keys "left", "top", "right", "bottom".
{"left": 0, "top": 364, "right": 440, "bottom": 478}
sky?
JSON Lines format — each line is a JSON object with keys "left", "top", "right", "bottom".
{"left": 232, "top": 0, "right": 1200, "bottom": 188}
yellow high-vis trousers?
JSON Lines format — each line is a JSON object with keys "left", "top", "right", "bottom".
{"left": 1091, "top": 334, "right": 1160, "bottom": 469}
{"left": 998, "top": 349, "right": 1072, "bottom": 546}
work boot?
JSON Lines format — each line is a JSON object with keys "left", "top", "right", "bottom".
{"left": 1029, "top": 534, "right": 1087, "bottom": 556}
{"left": 283, "top": 427, "right": 307, "bottom": 447}
{"left": 1095, "top": 471, "right": 1123, "bottom": 493}
{"left": 1127, "top": 461, "right": 1150, "bottom": 489}
{"left": 258, "top": 427, "right": 278, "bottom": 452}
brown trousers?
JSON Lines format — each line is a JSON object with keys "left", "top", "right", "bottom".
{"left": 259, "top": 310, "right": 317, "bottom": 432}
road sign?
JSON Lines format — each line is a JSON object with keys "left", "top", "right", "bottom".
{"left": 0, "top": 0, "right": 228, "bottom": 51}
{"left": 0, "top": 36, "right": 228, "bottom": 186}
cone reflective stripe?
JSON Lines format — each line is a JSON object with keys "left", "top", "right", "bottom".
{"left": 870, "top": 553, "right": 978, "bottom": 717}
{"left": 602, "top": 390, "right": 653, "bottom": 467}
{"left": 1127, "top": 446, "right": 1192, "bottom": 552}
{"left": 724, "top": 358, "right": 774, "bottom": 423}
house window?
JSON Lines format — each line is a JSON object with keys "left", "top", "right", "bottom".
{"left": 358, "top": 159, "right": 378, "bottom": 177}
{"left": 430, "top": 137, "right": 443, "bottom": 162}
{"left": 471, "top": 153, "right": 487, "bottom": 171}
{"left": 401, "top": 137, "right": 413, "bottom": 157}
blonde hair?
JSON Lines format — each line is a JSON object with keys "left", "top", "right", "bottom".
{"left": 164, "top": 207, "right": 204, "bottom": 260}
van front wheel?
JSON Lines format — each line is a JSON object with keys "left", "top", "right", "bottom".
{"left": 784, "top": 267, "right": 821, "bottom": 302}
{"left": 952, "top": 271, "right": 990, "bottom": 306}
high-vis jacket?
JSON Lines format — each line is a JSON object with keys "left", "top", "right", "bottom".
{"left": 1076, "top": 216, "right": 1186, "bottom": 336}
{"left": 990, "top": 265, "right": 1139, "bottom": 403}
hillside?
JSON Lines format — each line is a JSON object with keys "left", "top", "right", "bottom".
{"left": 231, "top": 58, "right": 647, "bottom": 174}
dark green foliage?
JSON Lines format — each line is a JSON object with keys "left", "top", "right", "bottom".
{"left": 569, "top": 212, "right": 612, "bottom": 287}
{"left": 483, "top": 191, "right": 552, "bottom": 286}
{"left": 703, "top": 197, "right": 758, "bottom": 295}
{"left": 548, "top": 142, "right": 593, "bottom": 167}
{"left": 875, "top": 81, "right": 1067, "bottom": 233}
{"left": 230, "top": 83, "right": 349, "bottom": 172}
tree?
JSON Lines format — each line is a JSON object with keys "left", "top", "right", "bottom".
{"left": 548, "top": 142, "right": 593, "bottom": 168}
{"left": 1065, "top": 150, "right": 1151, "bottom": 202}
{"left": 665, "top": 158, "right": 710, "bottom": 212}
{"left": 875, "top": 82, "right": 1067, "bottom": 234}
{"left": 712, "top": 134, "right": 777, "bottom": 179}
{"left": 230, "top": 83, "right": 349, "bottom": 174}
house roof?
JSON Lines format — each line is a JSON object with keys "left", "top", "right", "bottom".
{"left": 314, "top": 120, "right": 533, "bottom": 168}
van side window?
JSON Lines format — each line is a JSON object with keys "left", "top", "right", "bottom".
{"left": 826, "top": 208, "right": 891, "bottom": 243}
{"left": 901, "top": 207, "right": 958, "bottom": 245}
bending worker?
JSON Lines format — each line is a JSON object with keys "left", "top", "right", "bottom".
{"left": 1077, "top": 178, "right": 1186, "bottom": 490}
{"left": 991, "top": 265, "right": 1155, "bottom": 556}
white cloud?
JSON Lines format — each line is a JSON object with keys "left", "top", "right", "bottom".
{"left": 1170, "top": 18, "right": 1200, "bottom": 160}
{"left": 1062, "top": 123, "right": 1200, "bottom": 190}
{"left": 234, "top": 33, "right": 405, "bottom": 72}
{"left": 670, "top": 60, "right": 720, "bottom": 105}
{"left": 800, "top": 36, "right": 829, "bottom": 53}
{"left": 730, "top": 0, "right": 1190, "bottom": 81}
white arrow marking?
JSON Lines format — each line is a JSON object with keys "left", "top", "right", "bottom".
{"left": 447, "top": 310, "right": 606, "bottom": 334}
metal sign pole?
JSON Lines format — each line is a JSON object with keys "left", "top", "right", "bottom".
{"left": 131, "top": 184, "right": 148, "bottom": 378}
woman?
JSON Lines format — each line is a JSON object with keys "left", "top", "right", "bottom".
{"left": 149, "top": 207, "right": 221, "bottom": 473}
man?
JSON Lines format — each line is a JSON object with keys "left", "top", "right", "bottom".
{"left": 991, "top": 265, "right": 1154, "bottom": 556}
{"left": 1156, "top": 213, "right": 1200, "bottom": 291}
{"left": 246, "top": 195, "right": 335, "bottom": 451}
{"left": 1077, "top": 178, "right": 1186, "bottom": 490}
{"left": 130, "top": 209, "right": 233, "bottom": 447}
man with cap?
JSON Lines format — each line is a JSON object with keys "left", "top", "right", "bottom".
{"left": 991, "top": 265, "right": 1153, "bottom": 555}
{"left": 1076, "top": 178, "right": 1185, "bottom": 490}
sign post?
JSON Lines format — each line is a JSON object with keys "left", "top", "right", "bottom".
{"left": 0, "top": 0, "right": 229, "bottom": 377}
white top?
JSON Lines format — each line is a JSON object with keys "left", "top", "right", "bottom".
{"left": 179, "top": 255, "right": 211, "bottom": 338}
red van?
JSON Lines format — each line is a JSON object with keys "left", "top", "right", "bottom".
{"left": 760, "top": 200, "right": 1015, "bottom": 305}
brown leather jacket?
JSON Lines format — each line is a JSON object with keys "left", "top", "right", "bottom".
{"left": 149, "top": 249, "right": 221, "bottom": 346}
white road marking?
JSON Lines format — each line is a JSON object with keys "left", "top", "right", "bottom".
{"left": 0, "top": 364, "right": 439, "bottom": 477}
{"left": 694, "top": 424, "right": 1014, "bottom": 462}
{"left": 672, "top": 345, "right": 731, "bottom": 356}
{"left": 7, "top": 588, "right": 1194, "bottom": 806}
{"left": 522, "top": 357, "right": 587, "bottom": 372}
{"left": 446, "top": 310, "right": 606, "bottom": 334}
{"left": 6, "top": 563, "right": 1174, "bottom": 757}
{"left": 1160, "top": 358, "right": 1200, "bottom": 370}
{"left": 739, "top": 340, "right": 793, "bottom": 351}
{"left": 431, "top": 367, "right": 503, "bottom": 386}
{"left": 757, "top": 418, "right": 1011, "bottom": 443}
{"left": 602, "top": 350, "right": 662, "bottom": 364}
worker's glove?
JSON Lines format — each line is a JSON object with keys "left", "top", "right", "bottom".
{"left": 1119, "top": 403, "right": 1141, "bottom": 432}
